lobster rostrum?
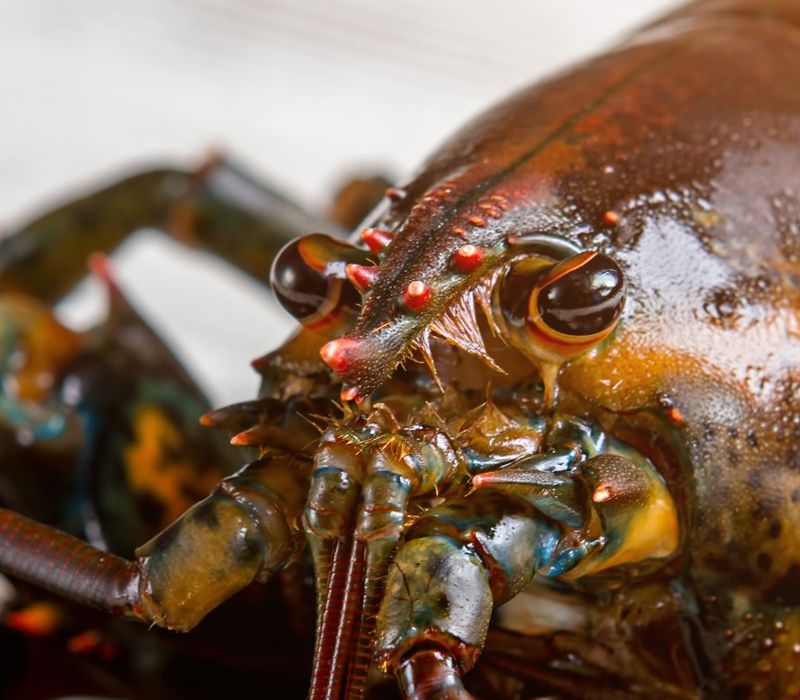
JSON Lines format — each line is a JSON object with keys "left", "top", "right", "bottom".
{"left": 1, "top": 0, "right": 800, "bottom": 698}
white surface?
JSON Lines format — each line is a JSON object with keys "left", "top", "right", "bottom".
{"left": 0, "top": 0, "right": 678, "bottom": 405}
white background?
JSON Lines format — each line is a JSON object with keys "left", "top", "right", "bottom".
{"left": 0, "top": 0, "right": 678, "bottom": 405}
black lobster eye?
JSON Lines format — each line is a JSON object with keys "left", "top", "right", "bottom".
{"left": 531, "top": 252, "right": 624, "bottom": 340}
{"left": 270, "top": 234, "right": 362, "bottom": 326}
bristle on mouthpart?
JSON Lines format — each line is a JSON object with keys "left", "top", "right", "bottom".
{"left": 429, "top": 288, "right": 503, "bottom": 372}
{"left": 411, "top": 328, "right": 443, "bottom": 392}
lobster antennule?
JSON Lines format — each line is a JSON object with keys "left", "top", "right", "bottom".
{"left": 305, "top": 428, "right": 426, "bottom": 700}
{"left": 308, "top": 538, "right": 354, "bottom": 700}
{"left": 306, "top": 537, "right": 379, "bottom": 700}
{"left": 330, "top": 540, "right": 369, "bottom": 699}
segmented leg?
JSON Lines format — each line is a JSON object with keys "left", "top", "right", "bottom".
{"left": 0, "top": 452, "right": 310, "bottom": 631}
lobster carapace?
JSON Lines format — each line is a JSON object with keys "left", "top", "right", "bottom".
{"left": 1, "top": 1, "right": 799, "bottom": 698}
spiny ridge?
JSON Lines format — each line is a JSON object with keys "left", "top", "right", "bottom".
{"left": 346, "top": 263, "right": 379, "bottom": 292}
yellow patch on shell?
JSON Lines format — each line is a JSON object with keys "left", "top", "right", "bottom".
{"left": 124, "top": 405, "right": 219, "bottom": 528}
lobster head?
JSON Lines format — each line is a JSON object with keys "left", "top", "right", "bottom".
{"left": 270, "top": 174, "right": 626, "bottom": 405}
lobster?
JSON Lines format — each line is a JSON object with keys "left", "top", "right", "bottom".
{"left": 1, "top": 0, "right": 799, "bottom": 698}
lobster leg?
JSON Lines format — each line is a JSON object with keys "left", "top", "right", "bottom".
{"left": 0, "top": 451, "right": 310, "bottom": 631}
{"left": 0, "top": 153, "right": 334, "bottom": 302}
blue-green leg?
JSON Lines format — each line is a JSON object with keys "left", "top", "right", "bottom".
{"left": 374, "top": 418, "right": 680, "bottom": 699}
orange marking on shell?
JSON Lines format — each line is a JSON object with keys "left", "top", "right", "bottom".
{"left": 468, "top": 216, "right": 487, "bottom": 227}
{"left": 603, "top": 210, "right": 621, "bottom": 225}
{"left": 67, "top": 630, "right": 118, "bottom": 661}
{"left": 88, "top": 252, "right": 114, "bottom": 283}
{"left": 88, "top": 253, "right": 124, "bottom": 302}
{"left": 471, "top": 472, "right": 488, "bottom": 487}
{"left": 385, "top": 187, "right": 406, "bottom": 201}
{"left": 403, "top": 280, "right": 434, "bottom": 312}
{"left": 320, "top": 337, "right": 361, "bottom": 374}
{"left": 452, "top": 227, "right": 467, "bottom": 239}
{"left": 361, "top": 227, "right": 392, "bottom": 252}
{"left": 452, "top": 244, "right": 485, "bottom": 272}
{"left": 346, "top": 263, "right": 379, "bottom": 292}
{"left": 479, "top": 203, "right": 501, "bottom": 218}
{"left": 667, "top": 406, "right": 685, "bottom": 426}
{"left": 340, "top": 385, "right": 360, "bottom": 401}
{"left": 489, "top": 194, "right": 509, "bottom": 209}
{"left": 592, "top": 485, "right": 613, "bottom": 503}
{"left": 67, "top": 630, "right": 102, "bottom": 654}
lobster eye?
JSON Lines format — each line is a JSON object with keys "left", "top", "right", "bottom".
{"left": 270, "top": 234, "right": 362, "bottom": 327}
{"left": 530, "top": 252, "right": 624, "bottom": 341}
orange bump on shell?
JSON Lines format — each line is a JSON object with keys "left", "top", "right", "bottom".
{"left": 87, "top": 252, "right": 113, "bottom": 282}
{"left": 7, "top": 602, "right": 62, "bottom": 637}
{"left": 471, "top": 473, "right": 488, "bottom": 487}
{"left": 603, "top": 210, "right": 621, "bottom": 225}
{"left": 230, "top": 430, "right": 256, "bottom": 446}
{"left": 320, "top": 337, "right": 360, "bottom": 374}
{"left": 67, "top": 630, "right": 102, "bottom": 654}
{"left": 403, "top": 280, "right": 434, "bottom": 312}
{"left": 346, "top": 263, "right": 379, "bottom": 292}
{"left": 468, "top": 216, "right": 486, "bottom": 227}
{"left": 361, "top": 227, "right": 393, "bottom": 252}
{"left": 198, "top": 412, "right": 215, "bottom": 427}
{"left": 452, "top": 244, "right": 485, "bottom": 272}
{"left": 667, "top": 406, "right": 685, "bottom": 426}
{"left": 592, "top": 485, "right": 613, "bottom": 503}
